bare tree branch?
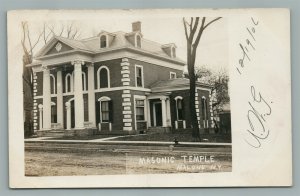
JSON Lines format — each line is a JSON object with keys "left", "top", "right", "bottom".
{"left": 193, "top": 17, "right": 206, "bottom": 49}
{"left": 183, "top": 18, "right": 189, "bottom": 40}
{"left": 203, "top": 17, "right": 222, "bottom": 30}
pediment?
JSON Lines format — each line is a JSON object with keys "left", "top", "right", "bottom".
{"left": 45, "top": 41, "right": 74, "bottom": 56}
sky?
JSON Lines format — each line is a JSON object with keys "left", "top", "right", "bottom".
{"left": 27, "top": 17, "right": 228, "bottom": 72}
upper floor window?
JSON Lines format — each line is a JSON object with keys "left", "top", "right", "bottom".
{"left": 65, "top": 73, "right": 73, "bottom": 93}
{"left": 175, "top": 96, "right": 184, "bottom": 120}
{"left": 170, "top": 72, "right": 177, "bottom": 79}
{"left": 172, "top": 47, "right": 176, "bottom": 58}
{"left": 50, "top": 74, "right": 56, "bottom": 94}
{"left": 136, "top": 35, "right": 141, "bottom": 48}
{"left": 82, "top": 72, "right": 87, "bottom": 91}
{"left": 100, "top": 35, "right": 107, "bottom": 48}
{"left": 65, "top": 72, "right": 86, "bottom": 93}
{"left": 97, "top": 66, "right": 110, "bottom": 89}
{"left": 135, "top": 65, "right": 144, "bottom": 87}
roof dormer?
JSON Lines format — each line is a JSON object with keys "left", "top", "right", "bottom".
{"left": 162, "top": 43, "right": 177, "bottom": 58}
{"left": 126, "top": 21, "right": 143, "bottom": 48}
{"left": 98, "top": 31, "right": 115, "bottom": 49}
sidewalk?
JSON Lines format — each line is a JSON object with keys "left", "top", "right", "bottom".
{"left": 25, "top": 136, "right": 232, "bottom": 148}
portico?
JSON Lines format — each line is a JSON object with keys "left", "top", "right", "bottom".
{"left": 147, "top": 93, "right": 172, "bottom": 129}
{"left": 39, "top": 60, "right": 96, "bottom": 133}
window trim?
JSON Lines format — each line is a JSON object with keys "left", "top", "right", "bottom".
{"left": 135, "top": 34, "right": 142, "bottom": 48}
{"left": 97, "top": 66, "right": 110, "bottom": 89}
{"left": 50, "top": 74, "right": 56, "bottom": 94}
{"left": 175, "top": 96, "right": 183, "bottom": 120}
{"left": 81, "top": 72, "right": 87, "bottom": 91}
{"left": 100, "top": 34, "right": 108, "bottom": 48}
{"left": 65, "top": 73, "right": 73, "bottom": 93}
{"left": 98, "top": 96, "right": 111, "bottom": 123}
{"left": 170, "top": 72, "right": 177, "bottom": 79}
{"left": 171, "top": 46, "right": 176, "bottom": 58}
{"left": 201, "top": 96, "right": 208, "bottom": 128}
{"left": 135, "top": 64, "right": 144, "bottom": 88}
{"left": 133, "top": 95, "right": 147, "bottom": 130}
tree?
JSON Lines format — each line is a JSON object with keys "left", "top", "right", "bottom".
{"left": 21, "top": 21, "right": 80, "bottom": 137}
{"left": 183, "top": 17, "right": 222, "bottom": 141}
{"left": 207, "top": 69, "right": 230, "bottom": 131}
{"left": 194, "top": 67, "right": 230, "bottom": 131}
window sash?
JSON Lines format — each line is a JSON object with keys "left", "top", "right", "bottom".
{"left": 135, "top": 99, "right": 145, "bottom": 121}
{"left": 101, "top": 101, "right": 110, "bottom": 122}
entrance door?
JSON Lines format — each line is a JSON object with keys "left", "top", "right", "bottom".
{"left": 154, "top": 102, "right": 162, "bottom": 126}
{"left": 70, "top": 100, "right": 75, "bottom": 128}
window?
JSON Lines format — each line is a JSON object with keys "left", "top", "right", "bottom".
{"left": 176, "top": 98, "right": 184, "bottom": 120}
{"left": 51, "top": 103, "right": 57, "bottom": 123}
{"left": 101, "top": 101, "right": 110, "bottom": 122}
{"left": 170, "top": 72, "right": 177, "bottom": 79}
{"left": 50, "top": 74, "right": 56, "bottom": 94}
{"left": 135, "top": 100, "right": 145, "bottom": 121}
{"left": 100, "top": 35, "right": 107, "bottom": 48}
{"left": 135, "top": 65, "right": 143, "bottom": 87}
{"left": 136, "top": 35, "right": 141, "bottom": 48}
{"left": 201, "top": 97, "right": 208, "bottom": 126}
{"left": 82, "top": 72, "right": 87, "bottom": 91}
{"left": 172, "top": 47, "right": 176, "bottom": 58}
{"left": 65, "top": 73, "right": 72, "bottom": 93}
{"left": 98, "top": 97, "right": 113, "bottom": 123}
{"left": 97, "top": 66, "right": 110, "bottom": 89}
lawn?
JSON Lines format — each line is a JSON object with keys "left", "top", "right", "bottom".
{"left": 47, "top": 134, "right": 119, "bottom": 140}
{"left": 109, "top": 132, "right": 231, "bottom": 143}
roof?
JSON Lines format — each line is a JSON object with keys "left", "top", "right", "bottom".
{"left": 34, "top": 31, "right": 185, "bottom": 65}
{"left": 151, "top": 78, "right": 211, "bottom": 91}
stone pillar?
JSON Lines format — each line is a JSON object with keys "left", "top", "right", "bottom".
{"left": 65, "top": 102, "right": 71, "bottom": 130}
{"left": 56, "top": 70, "right": 64, "bottom": 128}
{"left": 38, "top": 104, "right": 43, "bottom": 130}
{"left": 161, "top": 97, "right": 167, "bottom": 127}
{"left": 42, "top": 66, "right": 51, "bottom": 130}
{"left": 147, "top": 99, "right": 151, "bottom": 128}
{"left": 87, "top": 63, "right": 96, "bottom": 127}
{"left": 166, "top": 98, "right": 171, "bottom": 127}
{"left": 72, "top": 60, "right": 84, "bottom": 129}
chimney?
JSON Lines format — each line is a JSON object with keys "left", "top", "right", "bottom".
{"left": 132, "top": 21, "right": 141, "bottom": 32}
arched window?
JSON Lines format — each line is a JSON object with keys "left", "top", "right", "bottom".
{"left": 136, "top": 35, "right": 141, "bottom": 48}
{"left": 98, "top": 96, "right": 113, "bottom": 123}
{"left": 82, "top": 72, "right": 87, "bottom": 91}
{"left": 201, "top": 96, "right": 208, "bottom": 127}
{"left": 100, "top": 35, "right": 107, "bottom": 48}
{"left": 50, "top": 74, "right": 56, "bottom": 94}
{"left": 97, "top": 66, "right": 110, "bottom": 89}
{"left": 65, "top": 73, "right": 72, "bottom": 93}
{"left": 175, "top": 96, "right": 184, "bottom": 120}
{"left": 172, "top": 47, "right": 176, "bottom": 58}
{"left": 51, "top": 102, "right": 57, "bottom": 123}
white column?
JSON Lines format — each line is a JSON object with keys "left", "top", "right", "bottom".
{"left": 166, "top": 98, "right": 171, "bottom": 127}
{"left": 72, "top": 60, "right": 84, "bottom": 129}
{"left": 38, "top": 104, "right": 43, "bottom": 130}
{"left": 161, "top": 97, "right": 167, "bottom": 127}
{"left": 147, "top": 99, "right": 151, "bottom": 128}
{"left": 65, "top": 102, "right": 71, "bottom": 130}
{"left": 42, "top": 66, "right": 51, "bottom": 130}
{"left": 56, "top": 70, "right": 63, "bottom": 128}
{"left": 87, "top": 63, "right": 96, "bottom": 127}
